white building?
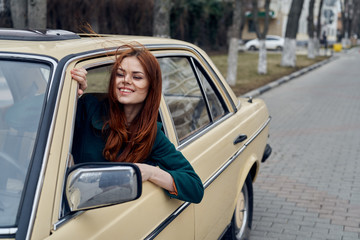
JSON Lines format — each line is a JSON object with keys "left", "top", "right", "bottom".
{"left": 242, "top": 0, "right": 340, "bottom": 44}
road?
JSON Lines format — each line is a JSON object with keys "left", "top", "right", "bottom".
{"left": 249, "top": 48, "right": 360, "bottom": 240}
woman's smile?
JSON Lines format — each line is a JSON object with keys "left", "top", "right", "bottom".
{"left": 118, "top": 87, "right": 134, "bottom": 94}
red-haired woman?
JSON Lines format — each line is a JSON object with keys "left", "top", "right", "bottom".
{"left": 71, "top": 45, "right": 204, "bottom": 203}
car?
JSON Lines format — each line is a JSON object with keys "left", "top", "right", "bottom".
{"left": 0, "top": 28, "right": 271, "bottom": 240}
{"left": 245, "top": 35, "right": 284, "bottom": 51}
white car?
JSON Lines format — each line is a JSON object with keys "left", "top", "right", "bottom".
{"left": 245, "top": 35, "right": 284, "bottom": 51}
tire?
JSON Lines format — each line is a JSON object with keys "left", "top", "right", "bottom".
{"left": 223, "top": 175, "right": 253, "bottom": 240}
{"left": 249, "top": 46, "right": 256, "bottom": 51}
{"left": 276, "top": 46, "right": 283, "bottom": 51}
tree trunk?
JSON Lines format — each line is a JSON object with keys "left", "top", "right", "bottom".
{"left": 282, "top": 38, "right": 297, "bottom": 67}
{"left": 351, "top": 0, "right": 360, "bottom": 41}
{"left": 10, "top": 0, "right": 27, "bottom": 28}
{"left": 252, "top": 0, "right": 271, "bottom": 74}
{"left": 307, "top": 0, "right": 315, "bottom": 59}
{"left": 315, "top": 0, "right": 324, "bottom": 56}
{"left": 226, "top": 0, "right": 242, "bottom": 86}
{"left": 258, "top": 40, "right": 267, "bottom": 74}
{"left": 281, "top": 0, "right": 305, "bottom": 67}
{"left": 308, "top": 38, "right": 315, "bottom": 59}
{"left": 27, "top": 0, "right": 47, "bottom": 29}
{"left": 153, "top": 0, "right": 171, "bottom": 38}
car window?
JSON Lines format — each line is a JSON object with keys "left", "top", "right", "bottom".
{"left": 266, "top": 37, "right": 276, "bottom": 41}
{"left": 0, "top": 59, "right": 50, "bottom": 227}
{"left": 194, "top": 63, "right": 226, "bottom": 121}
{"left": 84, "top": 64, "right": 112, "bottom": 93}
{"left": 158, "top": 56, "right": 227, "bottom": 142}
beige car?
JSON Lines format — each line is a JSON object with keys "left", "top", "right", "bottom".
{"left": 0, "top": 29, "right": 271, "bottom": 240}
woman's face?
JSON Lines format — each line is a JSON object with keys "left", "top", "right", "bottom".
{"left": 115, "top": 56, "right": 150, "bottom": 109}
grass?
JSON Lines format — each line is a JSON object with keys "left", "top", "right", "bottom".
{"left": 209, "top": 52, "right": 329, "bottom": 96}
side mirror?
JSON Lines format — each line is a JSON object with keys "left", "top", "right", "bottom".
{"left": 65, "top": 163, "right": 142, "bottom": 212}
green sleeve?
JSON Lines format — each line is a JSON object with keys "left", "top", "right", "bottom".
{"left": 150, "top": 123, "right": 204, "bottom": 203}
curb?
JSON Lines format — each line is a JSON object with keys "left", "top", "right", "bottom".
{"left": 241, "top": 55, "right": 339, "bottom": 98}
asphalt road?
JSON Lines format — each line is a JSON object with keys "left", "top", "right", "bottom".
{"left": 249, "top": 47, "right": 360, "bottom": 240}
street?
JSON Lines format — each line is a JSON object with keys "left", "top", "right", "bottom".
{"left": 250, "top": 47, "right": 360, "bottom": 240}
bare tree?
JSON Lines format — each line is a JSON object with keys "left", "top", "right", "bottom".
{"left": 226, "top": 0, "right": 243, "bottom": 86}
{"left": 153, "top": 0, "right": 171, "bottom": 38}
{"left": 281, "top": 0, "right": 305, "bottom": 67}
{"left": 340, "top": 0, "right": 354, "bottom": 48}
{"left": 27, "top": 0, "right": 47, "bottom": 29}
{"left": 307, "top": 0, "right": 315, "bottom": 59}
{"left": 314, "top": 0, "right": 324, "bottom": 56}
{"left": 351, "top": 0, "right": 360, "bottom": 41}
{"left": 10, "top": 0, "right": 46, "bottom": 29}
{"left": 0, "top": 0, "right": 12, "bottom": 27}
{"left": 252, "top": 0, "right": 271, "bottom": 74}
{"left": 10, "top": 0, "right": 26, "bottom": 28}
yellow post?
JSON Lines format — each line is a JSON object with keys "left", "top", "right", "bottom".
{"left": 333, "top": 43, "right": 342, "bottom": 52}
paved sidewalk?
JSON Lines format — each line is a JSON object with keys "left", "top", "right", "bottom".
{"left": 248, "top": 47, "right": 360, "bottom": 240}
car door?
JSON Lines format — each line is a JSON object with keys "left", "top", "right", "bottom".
{"left": 157, "top": 49, "right": 271, "bottom": 239}
{"left": 155, "top": 51, "right": 252, "bottom": 239}
{"left": 33, "top": 54, "right": 195, "bottom": 240}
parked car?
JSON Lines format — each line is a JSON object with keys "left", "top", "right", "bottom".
{"left": 0, "top": 29, "right": 271, "bottom": 240}
{"left": 245, "top": 35, "right": 284, "bottom": 51}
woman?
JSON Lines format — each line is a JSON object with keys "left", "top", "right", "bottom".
{"left": 71, "top": 44, "right": 204, "bottom": 203}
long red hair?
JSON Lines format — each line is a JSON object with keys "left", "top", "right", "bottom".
{"left": 103, "top": 44, "right": 162, "bottom": 163}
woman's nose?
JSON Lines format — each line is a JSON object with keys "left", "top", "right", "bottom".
{"left": 123, "top": 74, "right": 132, "bottom": 84}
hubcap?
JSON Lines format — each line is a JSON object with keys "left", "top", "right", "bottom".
{"left": 234, "top": 183, "right": 249, "bottom": 239}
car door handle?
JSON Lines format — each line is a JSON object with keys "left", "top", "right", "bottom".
{"left": 233, "top": 134, "right": 247, "bottom": 145}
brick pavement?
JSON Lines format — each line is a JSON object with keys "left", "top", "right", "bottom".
{"left": 249, "top": 47, "right": 360, "bottom": 240}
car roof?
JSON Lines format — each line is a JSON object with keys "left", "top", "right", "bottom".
{"left": 0, "top": 29, "right": 198, "bottom": 60}
{"left": 0, "top": 28, "right": 239, "bottom": 106}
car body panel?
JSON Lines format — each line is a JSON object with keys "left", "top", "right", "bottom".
{"left": 0, "top": 30, "right": 270, "bottom": 240}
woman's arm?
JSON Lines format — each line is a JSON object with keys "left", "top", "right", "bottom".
{"left": 150, "top": 123, "right": 204, "bottom": 203}
{"left": 135, "top": 163, "right": 176, "bottom": 193}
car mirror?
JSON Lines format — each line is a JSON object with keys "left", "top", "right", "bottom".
{"left": 65, "top": 163, "right": 142, "bottom": 212}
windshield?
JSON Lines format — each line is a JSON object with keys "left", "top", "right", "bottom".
{"left": 0, "top": 59, "right": 50, "bottom": 227}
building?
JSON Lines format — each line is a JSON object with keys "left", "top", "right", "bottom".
{"left": 241, "top": 0, "right": 340, "bottom": 44}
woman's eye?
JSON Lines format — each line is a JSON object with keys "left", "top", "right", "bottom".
{"left": 117, "top": 72, "right": 124, "bottom": 77}
{"left": 133, "top": 76, "right": 142, "bottom": 80}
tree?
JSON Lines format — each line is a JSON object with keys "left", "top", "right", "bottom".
{"left": 281, "top": 0, "right": 305, "bottom": 67}
{"left": 28, "top": 0, "right": 47, "bottom": 29}
{"left": 252, "top": 0, "right": 271, "bottom": 74}
{"left": 340, "top": 0, "right": 354, "bottom": 48}
{"left": 351, "top": 0, "right": 360, "bottom": 39}
{"left": 315, "top": 0, "right": 324, "bottom": 56}
{"left": 153, "top": 0, "right": 171, "bottom": 38}
{"left": 307, "top": 0, "right": 315, "bottom": 59}
{"left": 10, "top": 0, "right": 46, "bottom": 29}
{"left": 226, "top": 0, "right": 243, "bottom": 86}
{"left": 10, "top": 0, "right": 26, "bottom": 28}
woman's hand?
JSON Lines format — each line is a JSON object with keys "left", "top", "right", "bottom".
{"left": 71, "top": 68, "right": 88, "bottom": 96}
{"left": 135, "top": 163, "right": 176, "bottom": 193}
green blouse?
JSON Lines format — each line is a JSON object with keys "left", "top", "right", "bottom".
{"left": 72, "top": 94, "right": 204, "bottom": 203}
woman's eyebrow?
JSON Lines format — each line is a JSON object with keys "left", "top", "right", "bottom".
{"left": 132, "top": 71, "right": 144, "bottom": 75}
{"left": 117, "top": 67, "right": 144, "bottom": 75}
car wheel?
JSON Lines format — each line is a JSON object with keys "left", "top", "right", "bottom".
{"left": 276, "top": 46, "right": 283, "bottom": 51}
{"left": 223, "top": 175, "right": 253, "bottom": 240}
{"left": 249, "top": 46, "right": 256, "bottom": 51}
